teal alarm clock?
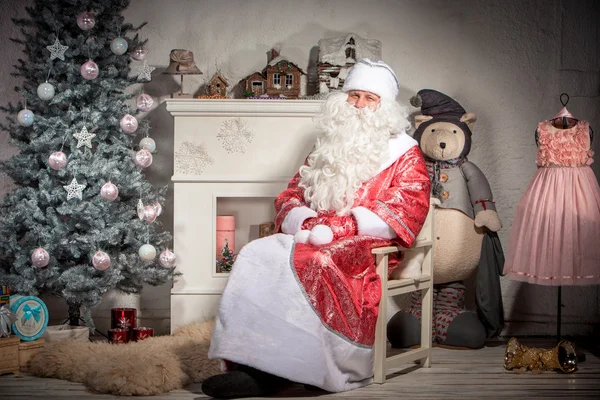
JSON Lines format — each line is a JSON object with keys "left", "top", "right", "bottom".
{"left": 10, "top": 295, "right": 49, "bottom": 341}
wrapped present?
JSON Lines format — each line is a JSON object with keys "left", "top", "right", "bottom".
{"left": 0, "top": 305, "right": 17, "bottom": 338}
{"left": 0, "top": 285, "right": 9, "bottom": 307}
{"left": 9, "top": 295, "right": 49, "bottom": 342}
{"left": 0, "top": 336, "right": 20, "bottom": 375}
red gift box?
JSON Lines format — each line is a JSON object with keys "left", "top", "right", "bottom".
{"left": 133, "top": 327, "right": 154, "bottom": 341}
{"left": 110, "top": 308, "right": 137, "bottom": 341}
{"left": 108, "top": 328, "right": 128, "bottom": 344}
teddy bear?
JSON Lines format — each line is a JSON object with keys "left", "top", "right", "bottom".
{"left": 387, "top": 89, "right": 504, "bottom": 349}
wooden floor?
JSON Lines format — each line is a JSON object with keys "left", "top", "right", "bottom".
{"left": 1, "top": 338, "right": 599, "bottom": 399}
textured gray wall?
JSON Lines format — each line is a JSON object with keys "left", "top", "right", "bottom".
{"left": 1, "top": 0, "right": 598, "bottom": 336}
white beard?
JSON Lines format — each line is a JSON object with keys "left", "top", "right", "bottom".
{"left": 299, "top": 92, "right": 410, "bottom": 216}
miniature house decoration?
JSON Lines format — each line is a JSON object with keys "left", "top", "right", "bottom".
{"left": 208, "top": 72, "right": 229, "bottom": 97}
{"left": 317, "top": 33, "right": 382, "bottom": 94}
{"left": 241, "top": 48, "right": 306, "bottom": 99}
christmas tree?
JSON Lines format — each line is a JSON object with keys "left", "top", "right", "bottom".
{"left": 0, "top": 0, "right": 176, "bottom": 330}
{"left": 216, "top": 239, "right": 235, "bottom": 273}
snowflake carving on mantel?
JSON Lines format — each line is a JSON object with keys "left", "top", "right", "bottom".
{"left": 175, "top": 140, "right": 213, "bottom": 175}
{"left": 217, "top": 118, "right": 255, "bottom": 154}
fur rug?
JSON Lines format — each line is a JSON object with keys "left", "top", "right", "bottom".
{"left": 28, "top": 320, "right": 222, "bottom": 396}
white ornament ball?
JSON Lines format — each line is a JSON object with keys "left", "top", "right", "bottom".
{"left": 48, "top": 151, "right": 68, "bottom": 170}
{"left": 308, "top": 224, "right": 334, "bottom": 246}
{"left": 135, "top": 149, "right": 153, "bottom": 168}
{"left": 139, "top": 244, "right": 156, "bottom": 261}
{"left": 77, "top": 11, "right": 95, "bottom": 31}
{"left": 120, "top": 114, "right": 138, "bottom": 133}
{"left": 159, "top": 249, "right": 176, "bottom": 268}
{"left": 92, "top": 250, "right": 111, "bottom": 271}
{"left": 17, "top": 109, "right": 35, "bottom": 127}
{"left": 31, "top": 247, "right": 50, "bottom": 268}
{"left": 100, "top": 182, "right": 119, "bottom": 201}
{"left": 37, "top": 82, "right": 55, "bottom": 100}
{"left": 80, "top": 60, "right": 99, "bottom": 80}
{"left": 130, "top": 46, "right": 148, "bottom": 61}
{"left": 142, "top": 205, "right": 157, "bottom": 223}
{"left": 152, "top": 201, "right": 162, "bottom": 217}
{"left": 136, "top": 93, "right": 154, "bottom": 111}
{"left": 139, "top": 137, "right": 156, "bottom": 153}
{"left": 110, "top": 37, "right": 128, "bottom": 55}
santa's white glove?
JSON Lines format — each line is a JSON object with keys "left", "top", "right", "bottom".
{"left": 308, "top": 224, "right": 334, "bottom": 246}
{"left": 294, "top": 230, "right": 311, "bottom": 244}
{"left": 474, "top": 209, "right": 502, "bottom": 232}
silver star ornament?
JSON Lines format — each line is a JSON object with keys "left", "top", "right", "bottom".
{"left": 63, "top": 178, "right": 86, "bottom": 200}
{"left": 46, "top": 38, "right": 69, "bottom": 61}
{"left": 136, "top": 61, "right": 155, "bottom": 81}
{"left": 73, "top": 126, "right": 96, "bottom": 149}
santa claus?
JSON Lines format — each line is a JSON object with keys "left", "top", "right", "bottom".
{"left": 204, "top": 59, "right": 431, "bottom": 398}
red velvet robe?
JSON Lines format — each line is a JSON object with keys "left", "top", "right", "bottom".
{"left": 273, "top": 145, "right": 430, "bottom": 346}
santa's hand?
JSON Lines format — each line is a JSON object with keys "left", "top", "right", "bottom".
{"left": 294, "top": 230, "right": 311, "bottom": 244}
{"left": 474, "top": 209, "right": 502, "bottom": 232}
{"left": 308, "top": 225, "right": 334, "bottom": 246}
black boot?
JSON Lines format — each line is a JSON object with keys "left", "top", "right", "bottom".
{"left": 202, "top": 365, "right": 287, "bottom": 399}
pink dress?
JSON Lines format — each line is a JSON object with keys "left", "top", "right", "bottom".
{"left": 505, "top": 120, "right": 600, "bottom": 286}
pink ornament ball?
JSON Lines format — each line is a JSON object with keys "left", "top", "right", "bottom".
{"left": 81, "top": 60, "right": 99, "bottom": 80}
{"left": 152, "top": 201, "right": 162, "bottom": 217}
{"left": 31, "top": 247, "right": 50, "bottom": 268}
{"left": 48, "top": 151, "right": 68, "bottom": 170}
{"left": 135, "top": 149, "right": 153, "bottom": 168}
{"left": 130, "top": 46, "right": 148, "bottom": 61}
{"left": 120, "top": 114, "right": 138, "bottom": 133}
{"left": 136, "top": 93, "right": 154, "bottom": 111}
{"left": 92, "top": 250, "right": 111, "bottom": 271}
{"left": 142, "top": 205, "right": 157, "bottom": 223}
{"left": 100, "top": 182, "right": 119, "bottom": 201}
{"left": 159, "top": 249, "right": 176, "bottom": 268}
{"left": 77, "top": 11, "right": 95, "bottom": 31}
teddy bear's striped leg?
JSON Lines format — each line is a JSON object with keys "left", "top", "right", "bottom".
{"left": 434, "top": 282, "right": 486, "bottom": 349}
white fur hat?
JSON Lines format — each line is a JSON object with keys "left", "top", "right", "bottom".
{"left": 342, "top": 59, "right": 399, "bottom": 101}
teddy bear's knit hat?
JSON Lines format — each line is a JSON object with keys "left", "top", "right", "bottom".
{"left": 342, "top": 59, "right": 399, "bottom": 101}
{"left": 410, "top": 89, "right": 466, "bottom": 122}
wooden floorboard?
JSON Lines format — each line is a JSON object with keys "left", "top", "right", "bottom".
{"left": 1, "top": 338, "right": 598, "bottom": 399}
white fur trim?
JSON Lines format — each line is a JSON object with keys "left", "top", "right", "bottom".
{"left": 342, "top": 59, "right": 399, "bottom": 100}
{"left": 308, "top": 225, "right": 334, "bottom": 245}
{"left": 376, "top": 132, "right": 418, "bottom": 175}
{"left": 209, "top": 234, "right": 374, "bottom": 392}
{"left": 351, "top": 206, "right": 397, "bottom": 239}
{"left": 294, "top": 230, "right": 311, "bottom": 244}
{"left": 281, "top": 206, "right": 317, "bottom": 235}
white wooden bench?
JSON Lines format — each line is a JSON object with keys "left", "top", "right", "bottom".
{"left": 372, "top": 199, "right": 437, "bottom": 383}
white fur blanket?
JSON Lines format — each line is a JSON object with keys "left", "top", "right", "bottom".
{"left": 208, "top": 233, "right": 374, "bottom": 392}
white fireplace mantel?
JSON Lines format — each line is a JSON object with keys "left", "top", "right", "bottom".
{"left": 166, "top": 99, "right": 323, "bottom": 330}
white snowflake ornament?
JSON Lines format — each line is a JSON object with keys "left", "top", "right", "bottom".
{"left": 136, "top": 61, "right": 155, "bottom": 81}
{"left": 175, "top": 140, "right": 213, "bottom": 175}
{"left": 46, "top": 38, "right": 69, "bottom": 61}
{"left": 217, "top": 118, "right": 254, "bottom": 154}
{"left": 73, "top": 126, "right": 96, "bottom": 149}
{"left": 63, "top": 178, "right": 86, "bottom": 200}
